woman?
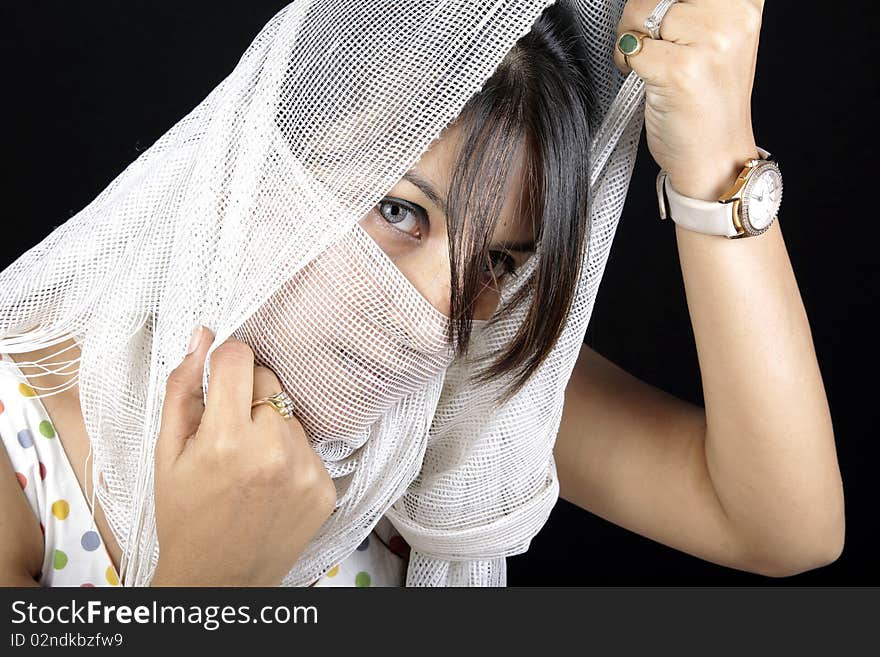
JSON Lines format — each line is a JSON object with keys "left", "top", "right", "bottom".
{"left": 0, "top": 0, "right": 843, "bottom": 587}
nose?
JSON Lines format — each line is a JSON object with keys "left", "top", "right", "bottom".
{"left": 356, "top": 216, "right": 501, "bottom": 323}
{"left": 390, "top": 244, "right": 502, "bottom": 323}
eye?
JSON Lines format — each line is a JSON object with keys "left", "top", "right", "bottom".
{"left": 482, "top": 250, "right": 518, "bottom": 283}
{"left": 375, "top": 197, "right": 425, "bottom": 239}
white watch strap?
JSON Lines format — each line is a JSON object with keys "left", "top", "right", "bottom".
{"left": 658, "top": 173, "right": 740, "bottom": 238}
{"left": 656, "top": 148, "right": 772, "bottom": 239}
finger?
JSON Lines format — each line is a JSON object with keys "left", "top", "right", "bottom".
{"left": 648, "top": 3, "right": 696, "bottom": 44}
{"left": 613, "top": 33, "right": 681, "bottom": 84}
{"left": 204, "top": 336, "right": 256, "bottom": 425}
{"left": 620, "top": 1, "right": 696, "bottom": 44}
{"left": 155, "top": 325, "right": 213, "bottom": 464}
{"left": 250, "top": 365, "right": 287, "bottom": 424}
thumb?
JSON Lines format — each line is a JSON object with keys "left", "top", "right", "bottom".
{"left": 155, "top": 324, "right": 214, "bottom": 465}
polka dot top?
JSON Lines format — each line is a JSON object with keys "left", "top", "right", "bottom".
{"left": 0, "top": 353, "right": 120, "bottom": 587}
{"left": 0, "top": 352, "right": 411, "bottom": 587}
{"left": 312, "top": 514, "right": 410, "bottom": 587}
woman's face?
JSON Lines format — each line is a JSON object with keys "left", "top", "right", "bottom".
{"left": 236, "top": 121, "right": 538, "bottom": 453}
{"left": 356, "top": 121, "right": 538, "bottom": 322}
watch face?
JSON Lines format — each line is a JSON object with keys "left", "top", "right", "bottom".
{"left": 741, "top": 162, "right": 783, "bottom": 235}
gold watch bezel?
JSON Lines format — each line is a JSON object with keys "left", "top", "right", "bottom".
{"left": 717, "top": 155, "right": 780, "bottom": 238}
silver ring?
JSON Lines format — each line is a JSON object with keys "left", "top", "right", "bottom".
{"left": 251, "top": 390, "right": 295, "bottom": 420}
{"left": 645, "top": 0, "right": 678, "bottom": 40}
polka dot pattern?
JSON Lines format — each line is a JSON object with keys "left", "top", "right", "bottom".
{"left": 51, "top": 499, "right": 70, "bottom": 520}
{"left": 311, "top": 515, "right": 406, "bottom": 588}
{"left": 39, "top": 420, "right": 55, "bottom": 438}
{"left": 54, "top": 549, "right": 68, "bottom": 570}
{"left": 389, "top": 535, "right": 411, "bottom": 559}
{"left": 17, "top": 429, "right": 33, "bottom": 448}
{"left": 0, "top": 353, "right": 123, "bottom": 588}
{"left": 81, "top": 531, "right": 101, "bottom": 552}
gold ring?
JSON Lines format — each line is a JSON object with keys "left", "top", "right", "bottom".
{"left": 251, "top": 390, "right": 295, "bottom": 420}
{"left": 616, "top": 31, "right": 648, "bottom": 62}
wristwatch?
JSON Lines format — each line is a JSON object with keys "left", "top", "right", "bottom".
{"left": 656, "top": 147, "right": 783, "bottom": 238}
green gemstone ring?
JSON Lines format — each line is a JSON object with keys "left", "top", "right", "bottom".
{"left": 616, "top": 31, "right": 647, "bottom": 60}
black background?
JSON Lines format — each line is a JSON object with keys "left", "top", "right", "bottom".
{"left": 0, "top": 1, "right": 876, "bottom": 584}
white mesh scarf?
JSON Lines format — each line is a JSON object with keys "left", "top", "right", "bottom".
{"left": 0, "top": 0, "right": 646, "bottom": 586}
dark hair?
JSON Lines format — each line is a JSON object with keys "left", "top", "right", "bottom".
{"left": 446, "top": 1, "right": 594, "bottom": 404}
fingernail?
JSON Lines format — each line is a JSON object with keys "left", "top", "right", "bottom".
{"left": 186, "top": 325, "right": 204, "bottom": 355}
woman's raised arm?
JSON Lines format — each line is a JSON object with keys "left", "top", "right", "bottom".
{"left": 552, "top": 0, "right": 843, "bottom": 578}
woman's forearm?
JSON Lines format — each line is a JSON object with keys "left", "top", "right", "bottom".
{"left": 672, "top": 153, "right": 844, "bottom": 574}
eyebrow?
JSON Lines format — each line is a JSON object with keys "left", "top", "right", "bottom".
{"left": 403, "top": 171, "right": 448, "bottom": 216}
{"left": 402, "top": 171, "right": 537, "bottom": 254}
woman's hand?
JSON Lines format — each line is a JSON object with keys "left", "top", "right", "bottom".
{"left": 151, "top": 327, "right": 337, "bottom": 586}
{"left": 615, "top": 0, "right": 764, "bottom": 200}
